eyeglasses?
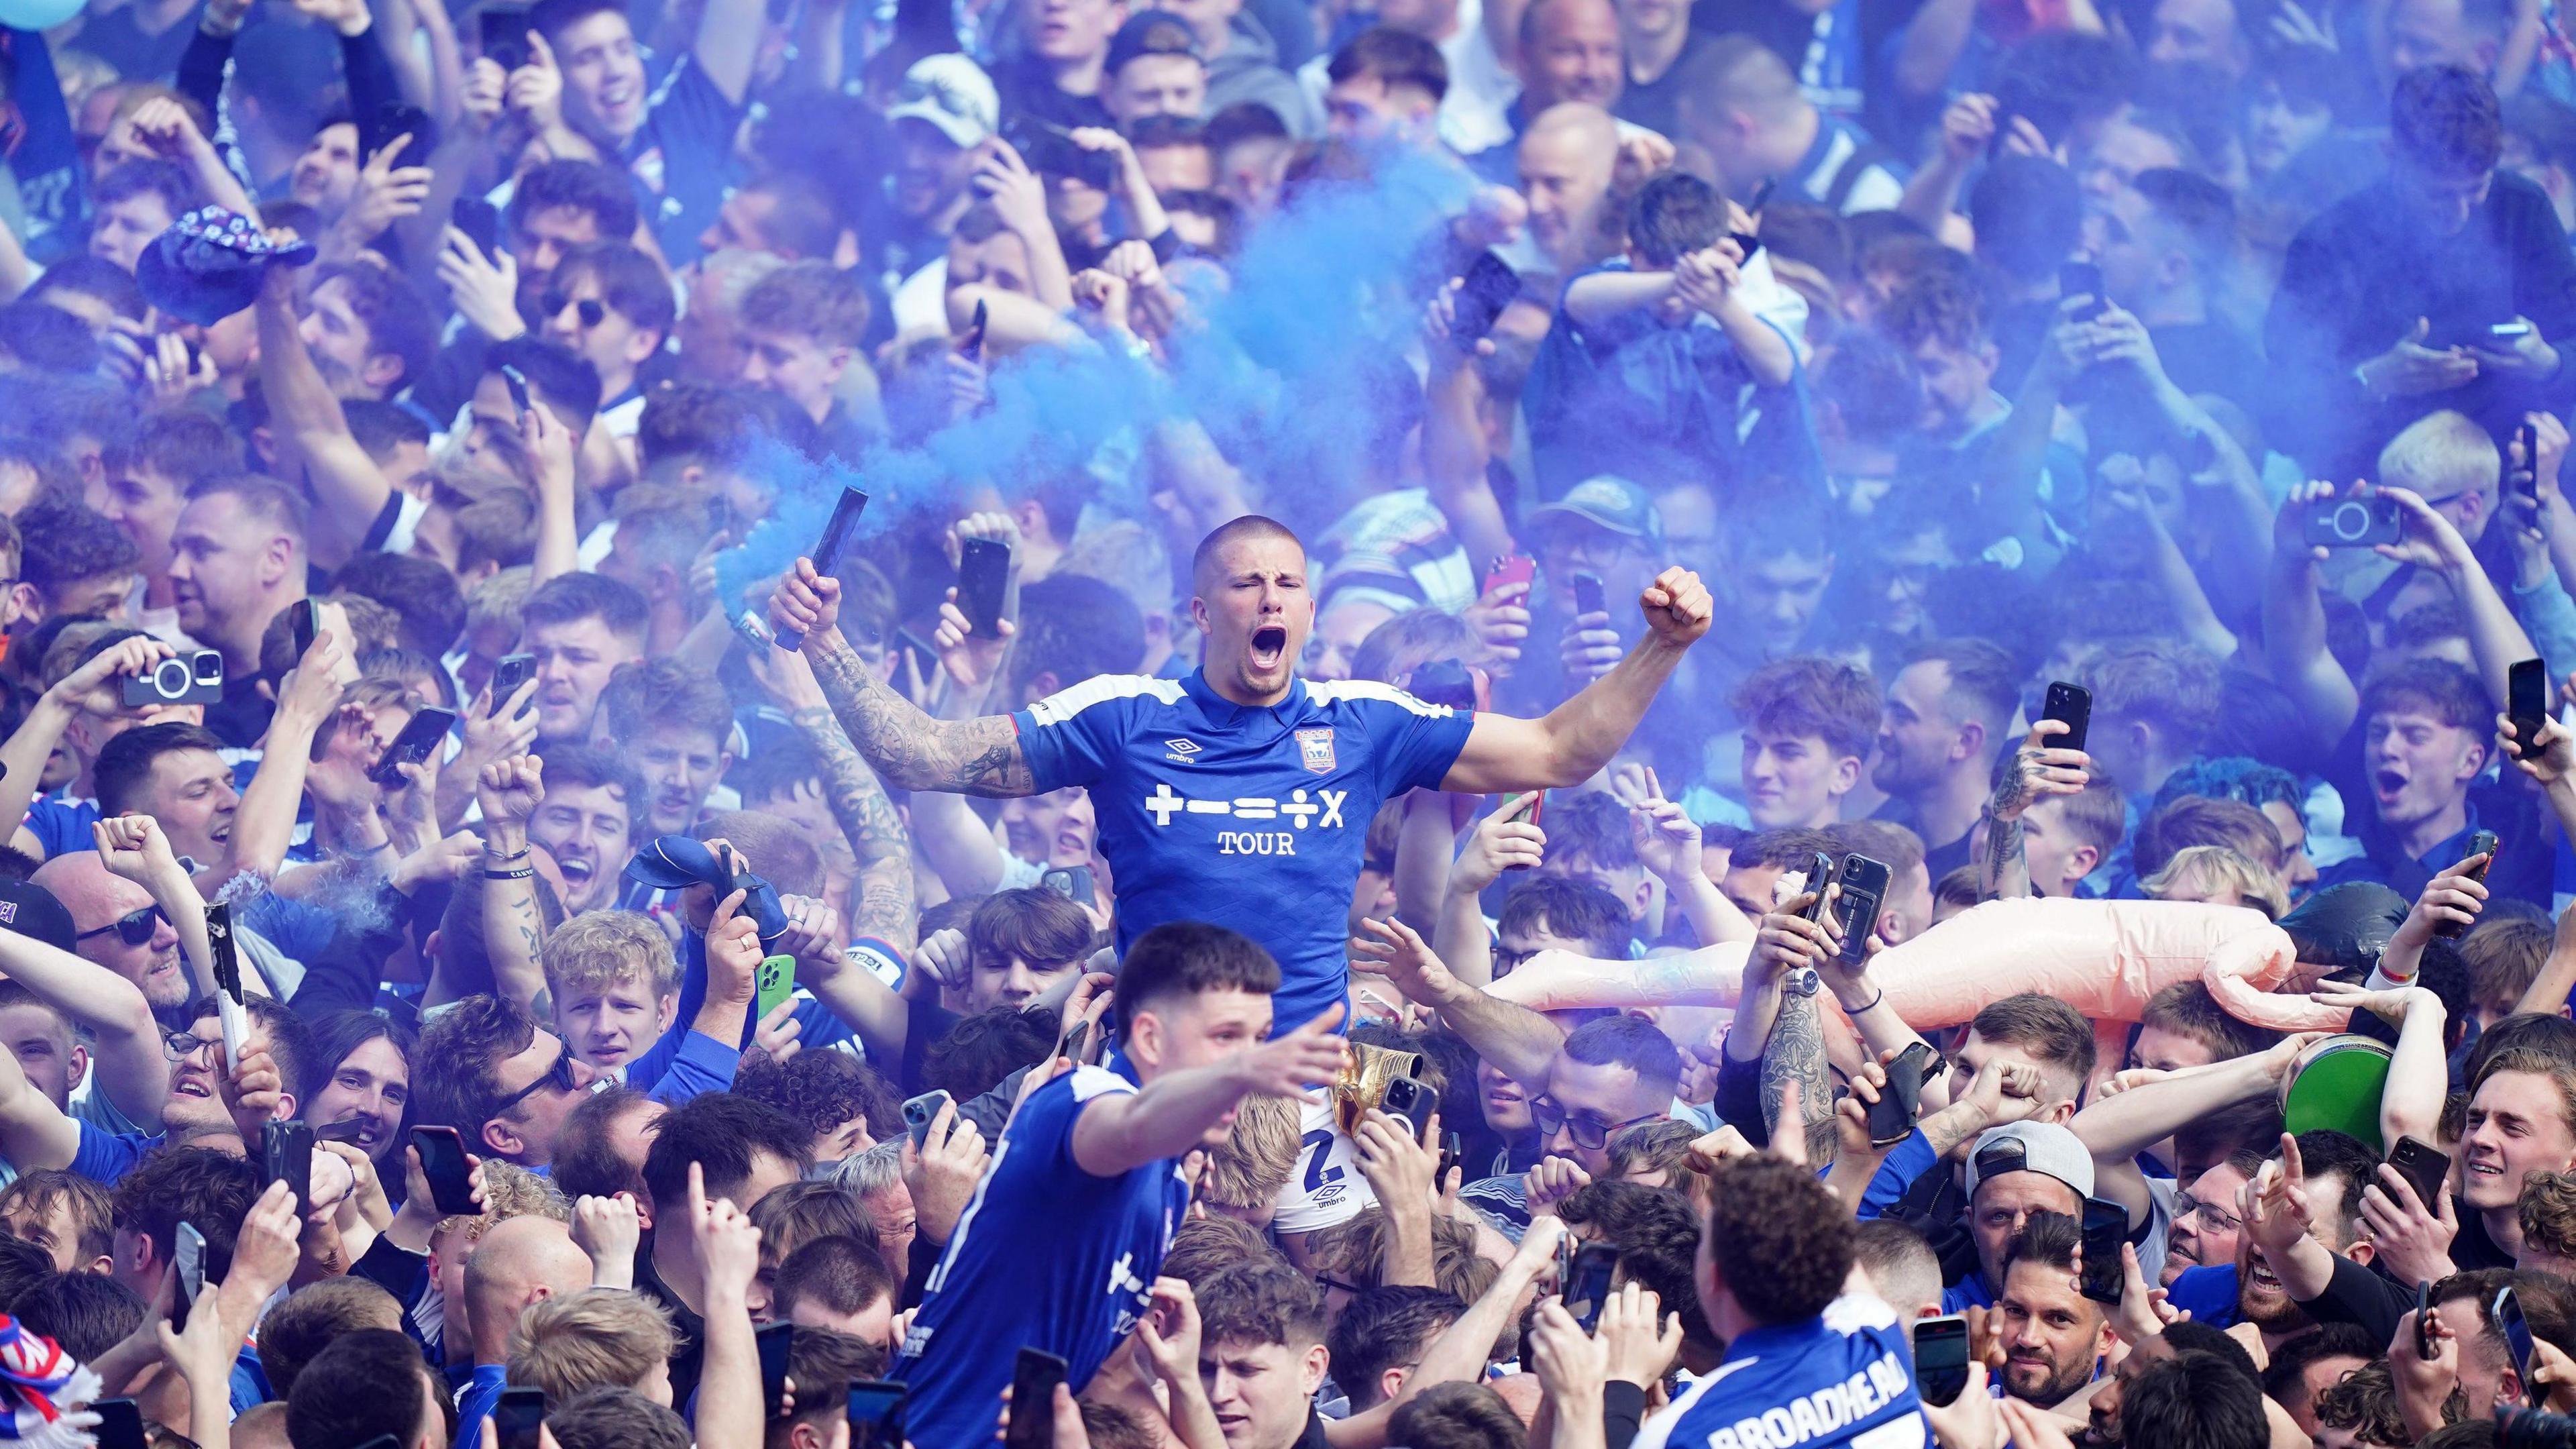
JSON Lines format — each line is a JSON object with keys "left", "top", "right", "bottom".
{"left": 541, "top": 292, "right": 608, "bottom": 329}
{"left": 489, "top": 1039, "right": 579, "bottom": 1119}
{"left": 1314, "top": 1272, "right": 1365, "bottom": 1296}
{"left": 1528, "top": 1097, "right": 1666, "bottom": 1152}
{"left": 77, "top": 903, "right": 166, "bottom": 947}
{"left": 2175, "top": 1195, "right": 2243, "bottom": 1236}
{"left": 160, "top": 1027, "right": 216, "bottom": 1060}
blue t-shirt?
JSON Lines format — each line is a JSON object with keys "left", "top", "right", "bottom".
{"left": 1643, "top": 1294, "right": 1927, "bottom": 1449}
{"left": 895, "top": 1066, "right": 1189, "bottom": 1449}
{"left": 1011, "top": 670, "right": 1473, "bottom": 1030}
{"left": 2165, "top": 1265, "right": 2241, "bottom": 1328}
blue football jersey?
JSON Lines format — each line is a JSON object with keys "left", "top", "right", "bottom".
{"left": 895, "top": 1066, "right": 1191, "bottom": 1449}
{"left": 1011, "top": 669, "right": 1475, "bottom": 1030}
{"left": 1637, "top": 1295, "right": 1928, "bottom": 1449}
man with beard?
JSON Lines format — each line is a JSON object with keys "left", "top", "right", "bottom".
{"left": 523, "top": 745, "right": 643, "bottom": 917}
{"left": 1992, "top": 1211, "right": 2111, "bottom": 1408}
{"left": 1873, "top": 637, "right": 2020, "bottom": 881}
{"left": 2169, "top": 1130, "right": 2379, "bottom": 1351}
{"left": 2163, "top": 1150, "right": 2260, "bottom": 1286}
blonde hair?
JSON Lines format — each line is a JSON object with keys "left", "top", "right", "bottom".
{"left": 2377, "top": 409, "right": 2500, "bottom": 504}
{"left": 435, "top": 1159, "right": 570, "bottom": 1243}
{"left": 506, "top": 1286, "right": 678, "bottom": 1400}
{"left": 1203, "top": 1093, "right": 1300, "bottom": 1210}
{"left": 2141, "top": 844, "right": 2288, "bottom": 918}
{"left": 542, "top": 910, "right": 681, "bottom": 1000}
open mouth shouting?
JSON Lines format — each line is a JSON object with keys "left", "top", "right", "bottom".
{"left": 1248, "top": 625, "right": 1289, "bottom": 674}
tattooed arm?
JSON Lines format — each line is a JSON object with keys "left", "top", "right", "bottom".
{"left": 474, "top": 755, "right": 549, "bottom": 1013}
{"left": 1980, "top": 721, "right": 2091, "bottom": 901}
{"left": 1762, "top": 977, "right": 1837, "bottom": 1167}
{"left": 776, "top": 649, "right": 920, "bottom": 953}
{"left": 776, "top": 561, "right": 1037, "bottom": 798}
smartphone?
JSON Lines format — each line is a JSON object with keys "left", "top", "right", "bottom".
{"left": 1451, "top": 250, "right": 1520, "bottom": 343}
{"left": 2516, "top": 421, "right": 2542, "bottom": 503}
{"left": 1746, "top": 177, "right": 1776, "bottom": 213}
{"left": 1868, "top": 1042, "right": 1937, "bottom": 1146}
{"left": 1571, "top": 571, "right": 1607, "bottom": 618}
{"left": 2431, "top": 829, "right": 2500, "bottom": 941}
{"left": 961, "top": 298, "right": 988, "bottom": 364}
{"left": 904, "top": 1089, "right": 953, "bottom": 1150}
{"left": 2387, "top": 1134, "right": 2451, "bottom": 1210}
{"left": 1829, "top": 854, "right": 1890, "bottom": 963}
{"left": 498, "top": 363, "right": 532, "bottom": 419}
{"left": 1483, "top": 553, "right": 1536, "bottom": 600}
{"left": 1565, "top": 1241, "right": 1621, "bottom": 1333}
{"left": 488, "top": 653, "right": 536, "bottom": 718}
{"left": 1004, "top": 1347, "right": 1070, "bottom": 1449}
{"left": 205, "top": 902, "right": 246, "bottom": 1065}
{"left": 412, "top": 1124, "right": 478, "bottom": 1216}
{"left": 1407, "top": 659, "right": 1477, "bottom": 712}
{"left": 1382, "top": 1075, "right": 1436, "bottom": 1138}
{"left": 1057, "top": 1018, "right": 1092, "bottom": 1065}
{"left": 1914, "top": 1315, "right": 1970, "bottom": 1405}
{"left": 479, "top": 5, "right": 533, "bottom": 69}
{"left": 91, "top": 1400, "right": 146, "bottom": 1449}
{"left": 2079, "top": 1197, "right": 2127, "bottom": 1304}
{"left": 290, "top": 598, "right": 318, "bottom": 659}
{"left": 264, "top": 1118, "right": 314, "bottom": 1212}
{"left": 2418, "top": 1280, "right": 2438, "bottom": 1360}
{"left": 756, "top": 955, "right": 796, "bottom": 1021}
{"left": 1040, "top": 865, "right": 1095, "bottom": 908}
{"left": 847, "top": 1380, "right": 909, "bottom": 1449}
{"left": 2511, "top": 656, "right": 2551, "bottom": 754}
{"left": 2500, "top": 1285, "right": 2537, "bottom": 1402}
{"left": 2041, "top": 680, "right": 2092, "bottom": 753}
{"left": 1438, "top": 1129, "right": 1463, "bottom": 1185}
{"left": 495, "top": 1387, "right": 546, "bottom": 1449}
{"left": 2493, "top": 320, "right": 2537, "bottom": 340}
{"left": 2060, "top": 260, "right": 2106, "bottom": 323}
{"left": 1504, "top": 791, "right": 1544, "bottom": 871}
{"left": 360, "top": 101, "right": 436, "bottom": 167}
{"left": 451, "top": 196, "right": 502, "bottom": 258}
{"left": 368, "top": 706, "right": 456, "bottom": 788}
{"left": 173, "top": 1220, "right": 205, "bottom": 1328}
{"left": 1796, "top": 850, "right": 1839, "bottom": 924}
{"left": 959, "top": 537, "right": 1012, "bottom": 640}
{"left": 757, "top": 1323, "right": 794, "bottom": 1419}
{"left": 773, "top": 486, "right": 873, "bottom": 653}
{"left": 2305, "top": 494, "right": 2405, "bottom": 548}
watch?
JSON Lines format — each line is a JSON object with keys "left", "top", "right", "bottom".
{"left": 1782, "top": 967, "right": 1822, "bottom": 998}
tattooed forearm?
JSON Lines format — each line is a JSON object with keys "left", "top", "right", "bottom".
{"left": 1762, "top": 982, "right": 1837, "bottom": 1166}
{"left": 791, "top": 704, "right": 919, "bottom": 951}
{"left": 806, "top": 635, "right": 1036, "bottom": 797}
{"left": 1980, "top": 811, "right": 2031, "bottom": 901}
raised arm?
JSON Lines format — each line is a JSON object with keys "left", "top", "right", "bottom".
{"left": 2071, "top": 1041, "right": 2298, "bottom": 1223}
{"left": 476, "top": 754, "right": 549, "bottom": 1013}
{"left": 0, "top": 845, "right": 165, "bottom": 1128}
{"left": 1441, "top": 568, "right": 1710, "bottom": 792}
{"left": 1982, "top": 722, "right": 2091, "bottom": 901}
{"left": 688, "top": 0, "right": 765, "bottom": 105}
{"left": 255, "top": 257, "right": 394, "bottom": 570}
{"left": 1071, "top": 1006, "right": 1350, "bottom": 1179}
{"left": 0, "top": 637, "right": 175, "bottom": 859}
{"left": 227, "top": 631, "right": 350, "bottom": 885}
{"left": 2313, "top": 983, "right": 2448, "bottom": 1149}
{"left": 1350, "top": 916, "right": 1564, "bottom": 1086}
{"left": 781, "top": 665, "right": 919, "bottom": 954}
{"left": 771, "top": 559, "right": 1036, "bottom": 798}
{"left": 2263, "top": 484, "right": 2365, "bottom": 749}
{"left": 0, "top": 1040, "right": 78, "bottom": 1174}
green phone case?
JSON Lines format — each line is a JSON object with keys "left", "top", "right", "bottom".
{"left": 757, "top": 955, "right": 796, "bottom": 1020}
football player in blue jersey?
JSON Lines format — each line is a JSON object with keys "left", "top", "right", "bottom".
{"left": 767, "top": 513, "right": 1713, "bottom": 1026}
{"left": 893, "top": 920, "right": 1352, "bottom": 1446}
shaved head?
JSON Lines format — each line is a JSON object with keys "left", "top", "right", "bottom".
{"left": 1191, "top": 515, "right": 1305, "bottom": 592}
{"left": 463, "top": 1215, "right": 593, "bottom": 1361}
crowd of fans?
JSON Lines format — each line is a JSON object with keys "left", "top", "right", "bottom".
{"left": 0, "top": 0, "right": 2572, "bottom": 1438}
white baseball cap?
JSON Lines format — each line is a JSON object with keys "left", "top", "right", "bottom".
{"left": 886, "top": 54, "right": 1000, "bottom": 150}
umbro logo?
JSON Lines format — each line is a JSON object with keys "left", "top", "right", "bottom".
{"left": 1163, "top": 739, "right": 1201, "bottom": 765}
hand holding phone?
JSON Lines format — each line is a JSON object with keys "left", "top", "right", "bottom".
{"left": 412, "top": 1125, "right": 478, "bottom": 1215}
{"left": 904, "top": 1089, "right": 954, "bottom": 1150}
{"left": 1004, "top": 1348, "right": 1069, "bottom": 1449}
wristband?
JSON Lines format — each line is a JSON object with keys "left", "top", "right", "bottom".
{"left": 484, "top": 867, "right": 534, "bottom": 881}
{"left": 346, "top": 839, "right": 390, "bottom": 858}
{"left": 1845, "top": 985, "right": 1885, "bottom": 1014}
{"left": 483, "top": 845, "right": 530, "bottom": 863}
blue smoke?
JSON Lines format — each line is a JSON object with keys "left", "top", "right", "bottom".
{"left": 715, "top": 146, "right": 1480, "bottom": 602}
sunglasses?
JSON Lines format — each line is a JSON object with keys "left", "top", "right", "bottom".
{"left": 490, "top": 1039, "right": 580, "bottom": 1118}
{"left": 77, "top": 903, "right": 166, "bottom": 947}
{"left": 541, "top": 292, "right": 608, "bottom": 329}
{"left": 1528, "top": 1097, "right": 1665, "bottom": 1152}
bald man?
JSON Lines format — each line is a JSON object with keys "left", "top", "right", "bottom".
{"left": 33, "top": 851, "right": 191, "bottom": 1014}
{"left": 1674, "top": 34, "right": 1905, "bottom": 212}
{"left": 1520, "top": 103, "right": 1623, "bottom": 274}
{"left": 1516, "top": 0, "right": 1624, "bottom": 115}
{"left": 459, "top": 1216, "right": 596, "bottom": 1430}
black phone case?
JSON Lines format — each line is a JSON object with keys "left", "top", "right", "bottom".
{"left": 479, "top": 7, "right": 533, "bottom": 72}
{"left": 1796, "top": 851, "right": 1837, "bottom": 923}
{"left": 1453, "top": 251, "right": 1519, "bottom": 341}
{"left": 2387, "top": 1136, "right": 2449, "bottom": 1208}
{"left": 1005, "top": 1349, "right": 1069, "bottom": 1449}
{"left": 291, "top": 599, "right": 317, "bottom": 659}
{"left": 2080, "top": 1200, "right": 2127, "bottom": 1304}
{"left": 1867, "top": 1044, "right": 1933, "bottom": 1146}
{"left": 1572, "top": 572, "right": 1606, "bottom": 616}
{"left": 2511, "top": 657, "right": 2551, "bottom": 749}
{"left": 414, "top": 1127, "right": 478, "bottom": 1215}
{"left": 961, "top": 539, "right": 1012, "bottom": 639}
{"left": 757, "top": 1323, "right": 794, "bottom": 1409}
{"left": 2043, "top": 682, "right": 2091, "bottom": 753}
{"left": 265, "top": 1120, "right": 313, "bottom": 1210}
{"left": 369, "top": 708, "right": 455, "bottom": 787}
{"left": 496, "top": 1389, "right": 547, "bottom": 1449}
{"left": 1383, "top": 1075, "right": 1436, "bottom": 1137}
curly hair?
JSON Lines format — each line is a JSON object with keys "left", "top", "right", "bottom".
{"left": 1703, "top": 1156, "right": 1854, "bottom": 1324}
{"left": 733, "top": 1049, "right": 899, "bottom": 1142}
{"left": 109, "top": 1147, "right": 258, "bottom": 1283}
{"left": 1197, "top": 1258, "right": 1327, "bottom": 1350}
{"left": 413, "top": 994, "right": 542, "bottom": 1144}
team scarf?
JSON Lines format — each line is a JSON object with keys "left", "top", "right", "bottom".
{"left": 0, "top": 1315, "right": 100, "bottom": 1446}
